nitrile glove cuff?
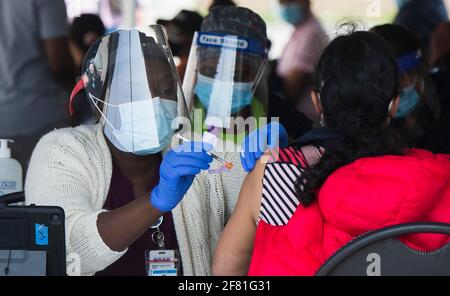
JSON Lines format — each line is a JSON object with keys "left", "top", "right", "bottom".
{"left": 150, "top": 184, "right": 173, "bottom": 213}
{"left": 240, "top": 122, "right": 288, "bottom": 172}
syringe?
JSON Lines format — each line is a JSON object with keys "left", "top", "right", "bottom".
{"left": 176, "top": 134, "right": 234, "bottom": 170}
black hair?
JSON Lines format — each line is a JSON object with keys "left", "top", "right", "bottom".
{"left": 296, "top": 29, "right": 404, "bottom": 207}
{"left": 209, "top": 0, "right": 236, "bottom": 11}
{"left": 370, "top": 24, "right": 422, "bottom": 56}
{"left": 371, "top": 24, "right": 441, "bottom": 147}
{"left": 70, "top": 14, "right": 106, "bottom": 53}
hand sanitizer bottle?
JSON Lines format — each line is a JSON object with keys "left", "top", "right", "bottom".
{"left": 0, "top": 139, "right": 23, "bottom": 197}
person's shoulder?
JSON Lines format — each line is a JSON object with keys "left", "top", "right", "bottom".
{"left": 295, "top": 15, "right": 324, "bottom": 34}
{"left": 291, "top": 16, "right": 328, "bottom": 53}
{"left": 33, "top": 124, "right": 104, "bottom": 159}
{"left": 38, "top": 124, "right": 99, "bottom": 145}
{"left": 256, "top": 149, "right": 303, "bottom": 226}
{"left": 263, "top": 146, "right": 320, "bottom": 168}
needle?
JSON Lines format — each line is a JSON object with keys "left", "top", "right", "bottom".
{"left": 176, "top": 134, "right": 234, "bottom": 170}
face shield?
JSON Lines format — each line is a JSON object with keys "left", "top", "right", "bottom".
{"left": 183, "top": 32, "right": 268, "bottom": 137}
{"left": 70, "top": 26, "right": 189, "bottom": 155}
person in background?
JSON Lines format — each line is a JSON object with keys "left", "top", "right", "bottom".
{"left": 178, "top": 6, "right": 282, "bottom": 275}
{"left": 26, "top": 27, "right": 214, "bottom": 276}
{"left": 426, "top": 21, "right": 450, "bottom": 154}
{"left": 157, "top": 10, "right": 203, "bottom": 81}
{"left": 371, "top": 24, "right": 444, "bottom": 152}
{"left": 209, "top": 0, "right": 236, "bottom": 12}
{"left": 394, "top": 0, "right": 448, "bottom": 55}
{"left": 69, "top": 14, "right": 106, "bottom": 125}
{"left": 277, "top": 0, "right": 328, "bottom": 124}
{"left": 0, "top": 0, "right": 75, "bottom": 172}
{"left": 70, "top": 14, "right": 106, "bottom": 72}
{"left": 213, "top": 29, "right": 450, "bottom": 276}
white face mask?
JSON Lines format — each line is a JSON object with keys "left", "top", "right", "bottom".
{"left": 147, "top": 97, "right": 178, "bottom": 154}
{"left": 91, "top": 94, "right": 178, "bottom": 155}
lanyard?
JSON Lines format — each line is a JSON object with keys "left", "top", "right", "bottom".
{"left": 150, "top": 216, "right": 165, "bottom": 249}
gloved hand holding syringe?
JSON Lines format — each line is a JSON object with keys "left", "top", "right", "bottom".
{"left": 176, "top": 134, "right": 234, "bottom": 171}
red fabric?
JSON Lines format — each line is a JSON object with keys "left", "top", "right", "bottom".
{"left": 249, "top": 148, "right": 450, "bottom": 276}
{"left": 69, "top": 79, "right": 85, "bottom": 116}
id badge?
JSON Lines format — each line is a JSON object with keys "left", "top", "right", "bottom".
{"left": 145, "top": 249, "right": 180, "bottom": 276}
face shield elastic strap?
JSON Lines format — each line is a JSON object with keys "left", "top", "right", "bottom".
{"left": 86, "top": 93, "right": 170, "bottom": 138}
{"left": 69, "top": 78, "right": 87, "bottom": 116}
{"left": 87, "top": 93, "right": 121, "bottom": 131}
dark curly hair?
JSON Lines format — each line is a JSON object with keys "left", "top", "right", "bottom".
{"left": 296, "top": 30, "right": 404, "bottom": 207}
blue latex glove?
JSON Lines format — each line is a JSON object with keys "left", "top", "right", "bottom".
{"left": 150, "top": 141, "right": 213, "bottom": 212}
{"left": 240, "top": 121, "right": 288, "bottom": 172}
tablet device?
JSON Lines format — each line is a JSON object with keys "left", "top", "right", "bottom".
{"left": 0, "top": 203, "right": 66, "bottom": 276}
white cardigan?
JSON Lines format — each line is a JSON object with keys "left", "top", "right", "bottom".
{"left": 25, "top": 124, "right": 245, "bottom": 276}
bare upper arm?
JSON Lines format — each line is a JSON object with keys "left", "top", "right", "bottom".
{"left": 240, "top": 154, "right": 267, "bottom": 222}
{"left": 212, "top": 154, "right": 268, "bottom": 275}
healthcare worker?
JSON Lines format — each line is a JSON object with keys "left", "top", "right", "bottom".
{"left": 25, "top": 26, "right": 213, "bottom": 276}
{"left": 174, "top": 6, "right": 290, "bottom": 275}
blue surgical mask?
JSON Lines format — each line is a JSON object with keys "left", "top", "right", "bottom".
{"left": 280, "top": 3, "right": 305, "bottom": 25}
{"left": 134, "top": 98, "right": 178, "bottom": 155}
{"left": 396, "top": 84, "right": 421, "bottom": 118}
{"left": 195, "top": 73, "right": 253, "bottom": 114}
{"left": 107, "top": 98, "right": 178, "bottom": 155}
{"left": 230, "top": 81, "right": 253, "bottom": 113}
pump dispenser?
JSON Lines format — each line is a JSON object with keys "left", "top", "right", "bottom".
{"left": 0, "top": 139, "right": 23, "bottom": 197}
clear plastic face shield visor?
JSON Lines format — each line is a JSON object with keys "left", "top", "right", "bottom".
{"left": 70, "top": 26, "right": 190, "bottom": 155}
{"left": 183, "top": 32, "right": 268, "bottom": 131}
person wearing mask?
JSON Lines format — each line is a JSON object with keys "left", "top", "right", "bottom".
{"left": 213, "top": 29, "right": 450, "bottom": 276}
{"left": 157, "top": 10, "right": 203, "bottom": 81}
{"left": 371, "top": 24, "right": 443, "bottom": 151}
{"left": 0, "top": 0, "right": 76, "bottom": 171}
{"left": 178, "top": 6, "right": 290, "bottom": 275}
{"left": 25, "top": 27, "right": 214, "bottom": 276}
{"left": 394, "top": 0, "right": 448, "bottom": 55}
{"left": 276, "top": 0, "right": 328, "bottom": 123}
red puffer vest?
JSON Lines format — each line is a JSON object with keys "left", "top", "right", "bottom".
{"left": 248, "top": 148, "right": 450, "bottom": 276}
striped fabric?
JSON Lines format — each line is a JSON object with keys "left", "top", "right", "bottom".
{"left": 260, "top": 146, "right": 322, "bottom": 226}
